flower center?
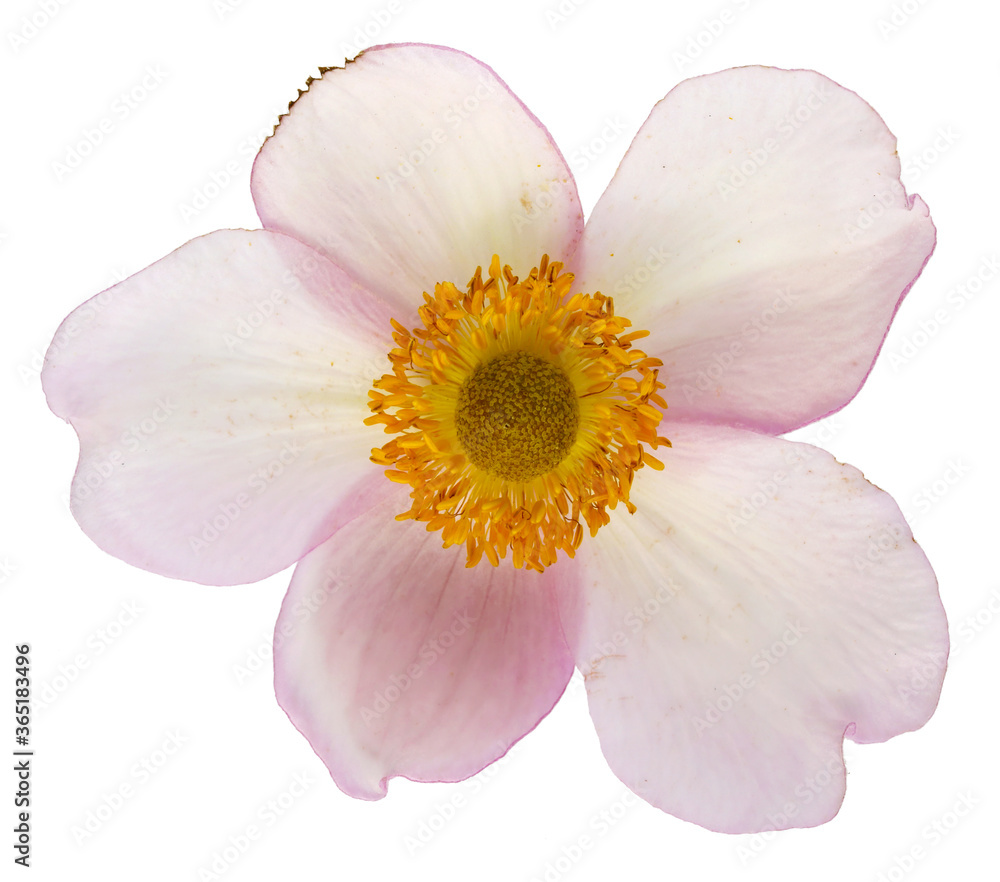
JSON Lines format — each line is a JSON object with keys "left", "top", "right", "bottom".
{"left": 366, "top": 255, "right": 669, "bottom": 572}
{"left": 455, "top": 351, "right": 579, "bottom": 483}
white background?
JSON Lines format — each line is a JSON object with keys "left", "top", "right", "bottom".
{"left": 3, "top": 0, "right": 997, "bottom": 880}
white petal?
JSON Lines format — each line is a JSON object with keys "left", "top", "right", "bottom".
{"left": 44, "top": 229, "right": 392, "bottom": 585}
{"left": 559, "top": 422, "right": 947, "bottom": 832}
{"left": 274, "top": 479, "right": 575, "bottom": 797}
{"left": 576, "top": 66, "right": 935, "bottom": 433}
{"left": 252, "top": 43, "right": 584, "bottom": 312}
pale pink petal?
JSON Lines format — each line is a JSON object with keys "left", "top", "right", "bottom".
{"left": 252, "top": 43, "right": 583, "bottom": 313}
{"left": 274, "top": 478, "right": 576, "bottom": 798}
{"left": 557, "top": 423, "right": 947, "bottom": 832}
{"left": 43, "top": 229, "right": 392, "bottom": 585}
{"left": 575, "top": 66, "right": 935, "bottom": 434}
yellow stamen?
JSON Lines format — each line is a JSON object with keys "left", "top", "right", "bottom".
{"left": 367, "top": 255, "right": 669, "bottom": 572}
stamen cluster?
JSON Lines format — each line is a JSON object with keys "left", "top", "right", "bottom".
{"left": 366, "top": 255, "right": 669, "bottom": 572}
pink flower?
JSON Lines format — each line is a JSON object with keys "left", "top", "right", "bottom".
{"left": 43, "top": 43, "right": 947, "bottom": 833}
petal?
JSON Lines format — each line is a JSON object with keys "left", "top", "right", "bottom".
{"left": 252, "top": 43, "right": 584, "bottom": 313}
{"left": 43, "top": 229, "right": 393, "bottom": 585}
{"left": 558, "top": 423, "right": 947, "bottom": 832}
{"left": 576, "top": 66, "right": 935, "bottom": 434}
{"left": 274, "top": 478, "right": 576, "bottom": 798}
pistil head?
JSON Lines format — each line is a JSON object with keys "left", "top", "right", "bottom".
{"left": 455, "top": 351, "right": 579, "bottom": 483}
{"left": 365, "top": 254, "right": 670, "bottom": 572}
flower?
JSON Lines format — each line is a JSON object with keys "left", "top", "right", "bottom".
{"left": 43, "top": 43, "right": 948, "bottom": 834}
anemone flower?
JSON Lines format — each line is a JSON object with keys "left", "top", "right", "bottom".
{"left": 43, "top": 43, "right": 948, "bottom": 833}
